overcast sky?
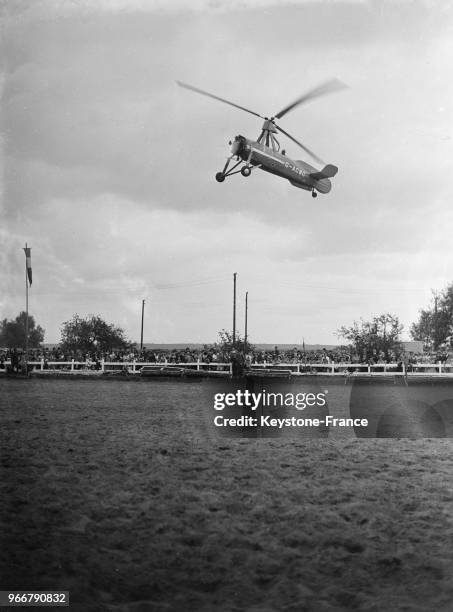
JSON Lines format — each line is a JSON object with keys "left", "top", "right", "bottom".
{"left": 1, "top": 0, "right": 453, "bottom": 345}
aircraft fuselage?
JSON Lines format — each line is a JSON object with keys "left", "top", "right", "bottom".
{"left": 236, "top": 136, "right": 332, "bottom": 193}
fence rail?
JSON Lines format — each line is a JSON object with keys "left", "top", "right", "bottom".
{"left": 2, "top": 359, "right": 453, "bottom": 376}
{"left": 1, "top": 359, "right": 232, "bottom": 374}
{"left": 249, "top": 362, "right": 453, "bottom": 375}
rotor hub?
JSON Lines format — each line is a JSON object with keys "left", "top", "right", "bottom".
{"left": 262, "top": 118, "right": 278, "bottom": 133}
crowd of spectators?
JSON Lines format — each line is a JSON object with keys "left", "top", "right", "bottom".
{"left": 1, "top": 344, "right": 453, "bottom": 373}
{"left": 0, "top": 346, "right": 231, "bottom": 371}
{"left": 0, "top": 346, "right": 224, "bottom": 369}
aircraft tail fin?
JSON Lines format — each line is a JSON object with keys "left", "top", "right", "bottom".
{"left": 310, "top": 164, "right": 338, "bottom": 180}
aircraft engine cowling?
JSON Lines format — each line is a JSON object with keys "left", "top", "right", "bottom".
{"left": 230, "top": 140, "right": 240, "bottom": 156}
{"left": 230, "top": 135, "right": 247, "bottom": 157}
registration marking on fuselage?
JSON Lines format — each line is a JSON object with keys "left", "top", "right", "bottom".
{"left": 250, "top": 147, "right": 307, "bottom": 176}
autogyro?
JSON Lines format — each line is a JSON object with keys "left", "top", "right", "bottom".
{"left": 177, "top": 79, "right": 347, "bottom": 197}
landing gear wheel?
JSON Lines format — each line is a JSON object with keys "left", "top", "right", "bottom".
{"left": 312, "top": 190, "right": 318, "bottom": 198}
{"left": 241, "top": 166, "right": 252, "bottom": 177}
{"left": 216, "top": 172, "right": 225, "bottom": 183}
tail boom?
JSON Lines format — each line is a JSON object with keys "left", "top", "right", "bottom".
{"left": 309, "top": 164, "right": 338, "bottom": 180}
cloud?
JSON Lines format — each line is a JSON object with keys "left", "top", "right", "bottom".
{"left": 0, "top": 0, "right": 371, "bottom": 22}
{"left": 3, "top": 1, "right": 452, "bottom": 221}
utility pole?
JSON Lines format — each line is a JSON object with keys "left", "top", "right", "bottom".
{"left": 23, "top": 243, "right": 32, "bottom": 374}
{"left": 140, "top": 299, "right": 145, "bottom": 351}
{"left": 25, "top": 248, "right": 29, "bottom": 372}
{"left": 233, "top": 273, "right": 237, "bottom": 347}
{"left": 432, "top": 290, "right": 439, "bottom": 351}
{"left": 244, "top": 291, "right": 248, "bottom": 349}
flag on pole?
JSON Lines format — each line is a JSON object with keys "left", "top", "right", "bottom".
{"left": 24, "top": 246, "right": 32, "bottom": 286}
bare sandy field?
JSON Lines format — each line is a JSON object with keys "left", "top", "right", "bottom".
{"left": 1, "top": 378, "right": 453, "bottom": 612}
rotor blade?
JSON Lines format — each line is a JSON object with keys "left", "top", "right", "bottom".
{"left": 176, "top": 81, "right": 265, "bottom": 119}
{"left": 274, "top": 78, "right": 348, "bottom": 120}
{"left": 275, "top": 124, "right": 324, "bottom": 165}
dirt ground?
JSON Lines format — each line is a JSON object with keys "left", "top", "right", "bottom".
{"left": 1, "top": 378, "right": 453, "bottom": 612}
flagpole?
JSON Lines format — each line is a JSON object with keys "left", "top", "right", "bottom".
{"left": 25, "top": 242, "right": 29, "bottom": 374}
{"left": 244, "top": 291, "right": 248, "bottom": 348}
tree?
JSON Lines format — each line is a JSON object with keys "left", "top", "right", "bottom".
{"left": 60, "top": 314, "right": 130, "bottom": 354}
{"left": 0, "top": 312, "right": 45, "bottom": 349}
{"left": 411, "top": 285, "right": 453, "bottom": 350}
{"left": 215, "top": 329, "right": 254, "bottom": 356}
{"left": 410, "top": 308, "right": 432, "bottom": 345}
{"left": 337, "top": 313, "right": 403, "bottom": 361}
